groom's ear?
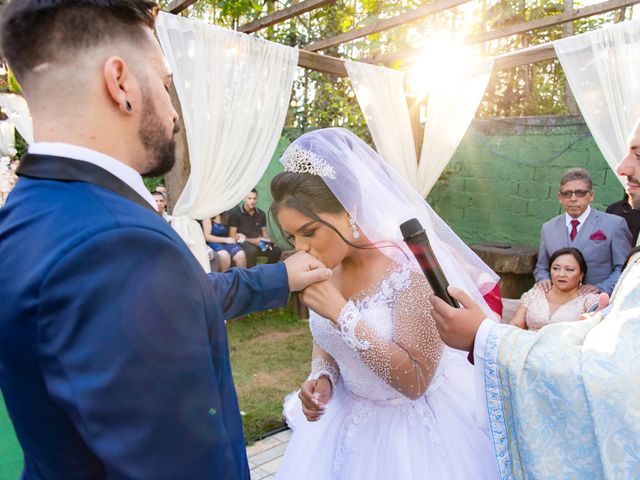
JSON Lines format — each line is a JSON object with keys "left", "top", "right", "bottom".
{"left": 103, "top": 56, "right": 136, "bottom": 115}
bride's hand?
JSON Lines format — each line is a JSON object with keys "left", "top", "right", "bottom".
{"left": 299, "top": 377, "right": 332, "bottom": 422}
{"left": 300, "top": 280, "right": 346, "bottom": 322}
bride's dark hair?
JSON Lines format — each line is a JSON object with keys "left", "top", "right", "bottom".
{"left": 270, "top": 171, "right": 403, "bottom": 255}
{"left": 269, "top": 172, "right": 358, "bottom": 248}
{"left": 270, "top": 171, "right": 362, "bottom": 249}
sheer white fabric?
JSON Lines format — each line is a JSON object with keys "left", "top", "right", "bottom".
{"left": 345, "top": 61, "right": 417, "bottom": 182}
{"left": 0, "top": 122, "right": 15, "bottom": 156}
{"left": 554, "top": 19, "right": 640, "bottom": 186}
{"left": 0, "top": 93, "right": 33, "bottom": 145}
{"left": 345, "top": 59, "right": 492, "bottom": 196}
{"left": 418, "top": 59, "right": 493, "bottom": 195}
{"left": 156, "top": 13, "right": 298, "bottom": 270}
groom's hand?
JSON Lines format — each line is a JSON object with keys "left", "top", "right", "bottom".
{"left": 284, "top": 251, "right": 332, "bottom": 292}
{"left": 430, "top": 287, "right": 486, "bottom": 351}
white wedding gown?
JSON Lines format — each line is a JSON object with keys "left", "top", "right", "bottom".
{"left": 276, "top": 264, "right": 498, "bottom": 479}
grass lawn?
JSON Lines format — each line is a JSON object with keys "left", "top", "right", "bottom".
{"left": 0, "top": 393, "right": 23, "bottom": 479}
{"left": 0, "top": 307, "right": 311, "bottom": 475}
{"left": 228, "top": 307, "right": 312, "bottom": 444}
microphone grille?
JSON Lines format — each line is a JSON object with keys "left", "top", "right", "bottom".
{"left": 399, "top": 218, "right": 424, "bottom": 240}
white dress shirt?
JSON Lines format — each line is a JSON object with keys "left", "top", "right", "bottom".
{"left": 564, "top": 205, "right": 591, "bottom": 235}
{"left": 28, "top": 142, "right": 156, "bottom": 209}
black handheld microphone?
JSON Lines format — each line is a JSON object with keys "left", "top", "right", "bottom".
{"left": 400, "top": 218, "right": 460, "bottom": 308}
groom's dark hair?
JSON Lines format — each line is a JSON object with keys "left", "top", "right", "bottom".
{"left": 0, "top": 0, "right": 159, "bottom": 86}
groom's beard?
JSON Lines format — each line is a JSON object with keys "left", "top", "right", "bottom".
{"left": 139, "top": 93, "right": 179, "bottom": 178}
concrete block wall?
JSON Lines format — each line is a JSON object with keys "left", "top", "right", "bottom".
{"left": 427, "top": 116, "right": 625, "bottom": 247}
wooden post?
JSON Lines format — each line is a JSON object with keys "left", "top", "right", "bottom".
{"left": 563, "top": 0, "right": 580, "bottom": 115}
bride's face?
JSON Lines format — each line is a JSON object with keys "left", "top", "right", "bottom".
{"left": 277, "top": 206, "right": 352, "bottom": 269}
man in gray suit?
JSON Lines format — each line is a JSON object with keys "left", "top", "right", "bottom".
{"left": 534, "top": 168, "right": 632, "bottom": 295}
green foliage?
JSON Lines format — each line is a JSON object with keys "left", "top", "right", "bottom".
{"left": 143, "top": 176, "right": 165, "bottom": 192}
{"left": 226, "top": 308, "right": 312, "bottom": 444}
{"left": 168, "top": 0, "right": 633, "bottom": 127}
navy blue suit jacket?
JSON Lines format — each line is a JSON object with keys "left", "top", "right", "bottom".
{"left": 0, "top": 154, "right": 289, "bottom": 479}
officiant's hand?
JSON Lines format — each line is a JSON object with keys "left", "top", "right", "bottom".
{"left": 300, "top": 281, "right": 347, "bottom": 322}
{"left": 284, "top": 251, "right": 333, "bottom": 292}
{"left": 299, "top": 377, "right": 332, "bottom": 422}
{"left": 430, "top": 287, "right": 485, "bottom": 351}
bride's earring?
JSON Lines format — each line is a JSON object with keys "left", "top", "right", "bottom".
{"left": 349, "top": 217, "right": 360, "bottom": 239}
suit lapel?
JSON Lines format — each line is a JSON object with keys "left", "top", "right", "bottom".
{"left": 17, "top": 153, "right": 157, "bottom": 214}
{"left": 557, "top": 214, "right": 571, "bottom": 247}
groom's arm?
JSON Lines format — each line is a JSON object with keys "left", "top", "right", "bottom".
{"left": 207, "top": 264, "right": 289, "bottom": 320}
{"left": 207, "top": 252, "right": 332, "bottom": 320}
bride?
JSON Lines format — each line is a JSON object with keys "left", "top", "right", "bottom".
{"left": 270, "top": 128, "right": 499, "bottom": 479}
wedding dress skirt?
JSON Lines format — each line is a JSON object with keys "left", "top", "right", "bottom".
{"left": 275, "top": 266, "right": 498, "bottom": 480}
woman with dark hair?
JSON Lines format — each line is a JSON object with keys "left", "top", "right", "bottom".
{"left": 510, "top": 248, "right": 598, "bottom": 331}
{"left": 271, "top": 128, "right": 498, "bottom": 479}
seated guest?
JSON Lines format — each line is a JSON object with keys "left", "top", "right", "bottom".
{"left": 152, "top": 191, "right": 172, "bottom": 222}
{"left": 607, "top": 190, "right": 640, "bottom": 246}
{"left": 534, "top": 168, "right": 631, "bottom": 295}
{"left": 202, "top": 212, "right": 247, "bottom": 271}
{"left": 228, "top": 188, "right": 281, "bottom": 267}
{"left": 155, "top": 183, "right": 168, "bottom": 196}
{"left": 511, "top": 248, "right": 598, "bottom": 331}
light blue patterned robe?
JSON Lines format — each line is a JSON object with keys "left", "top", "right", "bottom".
{"left": 484, "top": 254, "right": 640, "bottom": 479}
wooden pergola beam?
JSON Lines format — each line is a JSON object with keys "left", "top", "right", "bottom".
{"left": 299, "top": 36, "right": 597, "bottom": 77}
{"left": 298, "top": 49, "right": 347, "bottom": 76}
{"left": 167, "top": 0, "right": 198, "bottom": 14}
{"left": 364, "top": 0, "right": 640, "bottom": 65}
{"left": 492, "top": 45, "right": 557, "bottom": 71}
{"left": 239, "top": 0, "right": 337, "bottom": 34}
{"left": 305, "top": 0, "right": 473, "bottom": 52}
{"left": 297, "top": 42, "right": 558, "bottom": 77}
{"left": 469, "top": 0, "right": 639, "bottom": 43}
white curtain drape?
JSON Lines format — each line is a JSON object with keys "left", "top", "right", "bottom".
{"left": 418, "top": 59, "right": 493, "bottom": 195}
{"left": 157, "top": 12, "right": 298, "bottom": 271}
{"left": 346, "top": 59, "right": 492, "bottom": 197}
{"left": 555, "top": 19, "right": 640, "bottom": 186}
{"left": 0, "top": 122, "right": 15, "bottom": 156}
{"left": 345, "top": 61, "right": 417, "bottom": 181}
{"left": 0, "top": 93, "right": 33, "bottom": 144}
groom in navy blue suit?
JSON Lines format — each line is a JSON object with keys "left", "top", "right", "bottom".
{"left": 0, "top": 2, "right": 330, "bottom": 479}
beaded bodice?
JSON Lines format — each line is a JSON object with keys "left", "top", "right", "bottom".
{"left": 309, "top": 264, "right": 443, "bottom": 402}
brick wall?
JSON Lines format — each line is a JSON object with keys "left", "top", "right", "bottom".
{"left": 427, "top": 116, "right": 624, "bottom": 247}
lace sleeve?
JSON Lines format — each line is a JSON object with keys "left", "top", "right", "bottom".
{"left": 336, "top": 270, "right": 443, "bottom": 400}
{"left": 309, "top": 342, "right": 340, "bottom": 386}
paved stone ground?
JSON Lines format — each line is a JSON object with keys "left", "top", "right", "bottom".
{"left": 247, "top": 429, "right": 291, "bottom": 479}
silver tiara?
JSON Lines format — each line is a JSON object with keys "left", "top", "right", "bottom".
{"left": 280, "top": 144, "right": 336, "bottom": 179}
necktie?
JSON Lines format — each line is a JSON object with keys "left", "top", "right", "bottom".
{"left": 570, "top": 219, "right": 580, "bottom": 241}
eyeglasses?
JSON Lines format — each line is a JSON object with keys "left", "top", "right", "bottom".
{"left": 559, "top": 189, "right": 591, "bottom": 199}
